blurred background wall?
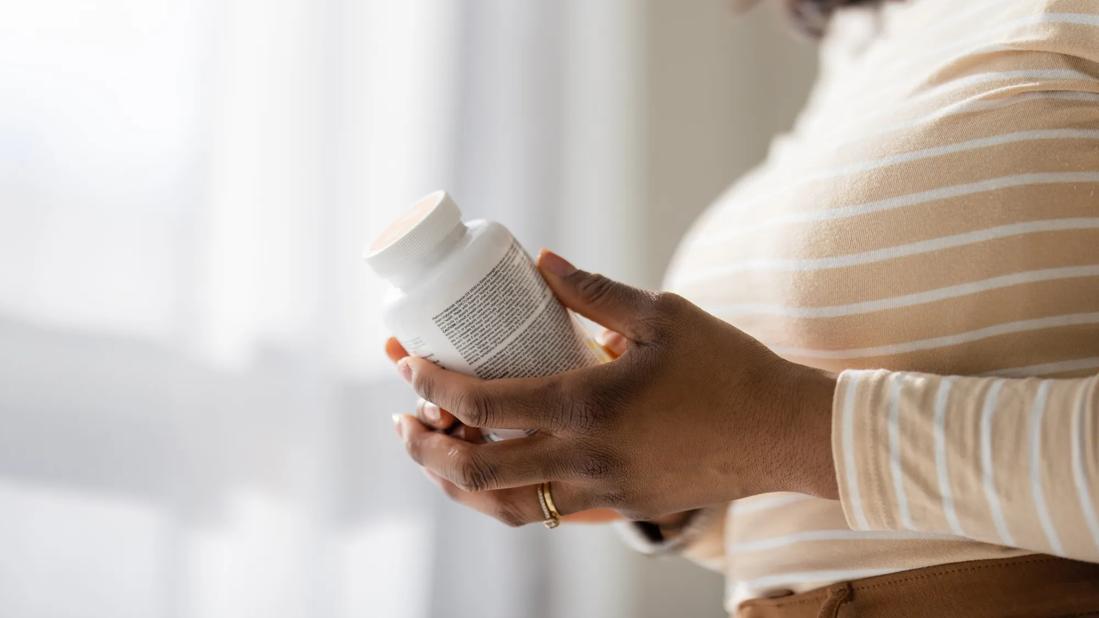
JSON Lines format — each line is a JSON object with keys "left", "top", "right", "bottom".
{"left": 0, "top": 1, "right": 815, "bottom": 617}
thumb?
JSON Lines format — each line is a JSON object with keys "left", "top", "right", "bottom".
{"left": 536, "top": 249, "right": 658, "bottom": 342}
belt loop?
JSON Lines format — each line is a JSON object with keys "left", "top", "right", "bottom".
{"left": 816, "top": 582, "right": 853, "bottom": 618}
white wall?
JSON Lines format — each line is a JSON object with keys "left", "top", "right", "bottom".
{"left": 626, "top": 4, "right": 818, "bottom": 615}
{"left": 640, "top": 0, "right": 818, "bottom": 288}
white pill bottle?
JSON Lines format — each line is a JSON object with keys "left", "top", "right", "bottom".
{"left": 365, "top": 191, "right": 605, "bottom": 439}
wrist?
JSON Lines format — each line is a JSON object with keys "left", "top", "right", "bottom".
{"left": 785, "top": 364, "right": 839, "bottom": 499}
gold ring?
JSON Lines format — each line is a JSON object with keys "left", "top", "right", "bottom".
{"left": 537, "top": 482, "right": 561, "bottom": 529}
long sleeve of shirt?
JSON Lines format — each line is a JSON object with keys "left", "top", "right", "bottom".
{"left": 833, "top": 369, "right": 1099, "bottom": 562}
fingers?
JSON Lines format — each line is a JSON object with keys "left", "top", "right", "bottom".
{"left": 415, "top": 397, "right": 458, "bottom": 431}
{"left": 536, "top": 249, "right": 660, "bottom": 343}
{"left": 389, "top": 338, "right": 462, "bottom": 431}
{"left": 597, "top": 329, "right": 628, "bottom": 358}
{"left": 396, "top": 414, "right": 565, "bottom": 492}
{"left": 421, "top": 469, "right": 591, "bottom": 528}
{"left": 397, "top": 357, "right": 562, "bottom": 431}
{"left": 397, "top": 415, "right": 610, "bottom": 527}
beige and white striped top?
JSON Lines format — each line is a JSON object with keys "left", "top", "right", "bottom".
{"left": 659, "top": 0, "right": 1099, "bottom": 611}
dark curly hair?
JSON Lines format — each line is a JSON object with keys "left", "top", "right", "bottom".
{"left": 786, "top": 0, "right": 889, "bottom": 36}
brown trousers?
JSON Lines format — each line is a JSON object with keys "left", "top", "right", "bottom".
{"left": 735, "top": 556, "right": 1099, "bottom": 618}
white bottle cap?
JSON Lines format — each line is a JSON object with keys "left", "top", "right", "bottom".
{"left": 364, "top": 190, "right": 464, "bottom": 282}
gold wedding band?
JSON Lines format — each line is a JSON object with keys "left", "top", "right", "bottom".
{"left": 537, "top": 482, "right": 561, "bottom": 529}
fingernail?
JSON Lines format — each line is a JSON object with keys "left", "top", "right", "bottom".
{"left": 397, "top": 358, "right": 412, "bottom": 384}
{"left": 420, "top": 400, "right": 441, "bottom": 423}
{"left": 392, "top": 414, "right": 404, "bottom": 438}
{"left": 537, "top": 249, "right": 576, "bottom": 278}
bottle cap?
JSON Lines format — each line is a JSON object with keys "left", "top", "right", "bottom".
{"left": 364, "top": 190, "right": 464, "bottom": 281}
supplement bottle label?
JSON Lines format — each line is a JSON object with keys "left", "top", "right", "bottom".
{"left": 430, "top": 241, "right": 599, "bottom": 379}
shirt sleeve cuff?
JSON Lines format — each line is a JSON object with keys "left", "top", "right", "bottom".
{"left": 831, "top": 368, "right": 897, "bottom": 532}
{"left": 613, "top": 504, "right": 726, "bottom": 565}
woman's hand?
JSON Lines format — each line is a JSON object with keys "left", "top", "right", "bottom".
{"left": 390, "top": 250, "right": 839, "bottom": 526}
{"left": 385, "top": 335, "right": 622, "bottom": 523}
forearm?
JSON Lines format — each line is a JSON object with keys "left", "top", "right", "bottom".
{"left": 785, "top": 364, "right": 840, "bottom": 499}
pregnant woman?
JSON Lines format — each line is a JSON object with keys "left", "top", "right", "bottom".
{"left": 387, "top": 0, "right": 1099, "bottom": 615}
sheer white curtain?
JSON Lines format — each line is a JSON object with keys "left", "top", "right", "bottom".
{"left": 1, "top": 0, "right": 816, "bottom": 614}
{"left": 0, "top": 1, "right": 655, "bottom": 617}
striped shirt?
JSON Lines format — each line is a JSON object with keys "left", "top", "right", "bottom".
{"left": 658, "top": 0, "right": 1099, "bottom": 611}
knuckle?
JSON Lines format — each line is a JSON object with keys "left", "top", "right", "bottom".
{"left": 652, "top": 291, "right": 688, "bottom": 317}
{"left": 636, "top": 292, "right": 686, "bottom": 341}
{"left": 598, "top": 490, "right": 629, "bottom": 509}
{"left": 492, "top": 497, "right": 528, "bottom": 528}
{"left": 569, "top": 447, "right": 617, "bottom": 480}
{"left": 577, "top": 456, "right": 610, "bottom": 480}
{"left": 548, "top": 396, "right": 601, "bottom": 434}
{"left": 579, "top": 380, "right": 628, "bottom": 432}
{"left": 453, "top": 449, "right": 499, "bottom": 492}
{"left": 413, "top": 371, "right": 438, "bottom": 404}
{"left": 404, "top": 434, "right": 427, "bottom": 465}
{"left": 455, "top": 389, "right": 494, "bottom": 428}
{"left": 641, "top": 290, "right": 676, "bottom": 329}
{"left": 573, "top": 272, "right": 618, "bottom": 306}
{"left": 537, "top": 379, "right": 571, "bottom": 430}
